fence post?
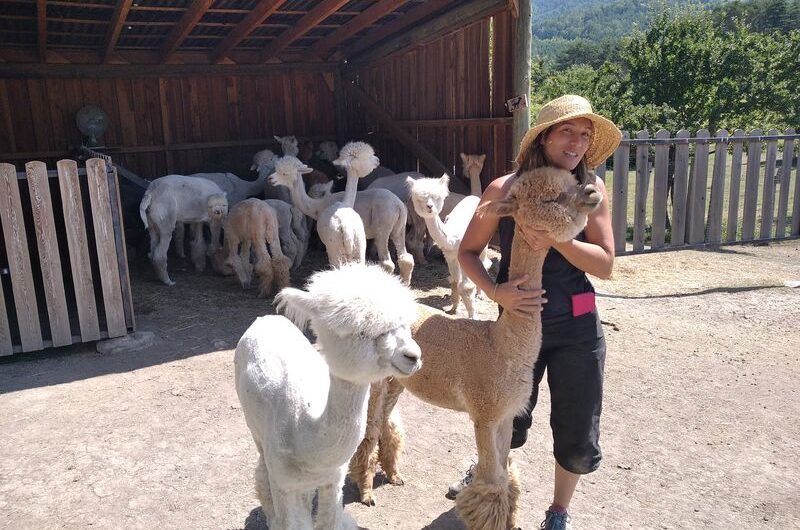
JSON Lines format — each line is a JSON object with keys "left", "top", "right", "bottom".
{"left": 687, "top": 129, "right": 710, "bottom": 244}
{"left": 671, "top": 129, "right": 691, "bottom": 246}
{"left": 612, "top": 131, "right": 629, "bottom": 254}
{"left": 759, "top": 128, "right": 779, "bottom": 239}
{"left": 776, "top": 128, "right": 795, "bottom": 238}
{"left": 726, "top": 129, "right": 745, "bottom": 242}
{"left": 632, "top": 129, "right": 650, "bottom": 251}
{"left": 742, "top": 129, "right": 763, "bottom": 240}
{"left": 651, "top": 129, "right": 670, "bottom": 248}
{"left": 706, "top": 129, "right": 729, "bottom": 244}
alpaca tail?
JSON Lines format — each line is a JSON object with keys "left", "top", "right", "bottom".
{"left": 139, "top": 188, "right": 153, "bottom": 229}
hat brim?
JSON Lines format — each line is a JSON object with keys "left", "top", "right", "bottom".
{"left": 516, "top": 111, "right": 622, "bottom": 169}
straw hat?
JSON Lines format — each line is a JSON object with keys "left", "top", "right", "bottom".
{"left": 516, "top": 95, "right": 622, "bottom": 168}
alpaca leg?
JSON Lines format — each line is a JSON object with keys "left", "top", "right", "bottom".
{"left": 374, "top": 232, "right": 395, "bottom": 274}
{"left": 173, "top": 223, "right": 186, "bottom": 258}
{"left": 377, "top": 377, "right": 406, "bottom": 485}
{"left": 444, "top": 258, "right": 462, "bottom": 314}
{"left": 254, "top": 454, "right": 274, "bottom": 524}
{"left": 495, "top": 417, "right": 520, "bottom": 530}
{"left": 459, "top": 278, "right": 478, "bottom": 320}
{"left": 189, "top": 222, "right": 206, "bottom": 272}
{"left": 253, "top": 238, "right": 275, "bottom": 297}
{"left": 389, "top": 221, "right": 414, "bottom": 285}
{"left": 269, "top": 483, "right": 314, "bottom": 530}
{"left": 208, "top": 218, "right": 223, "bottom": 255}
{"left": 348, "top": 380, "right": 387, "bottom": 506}
{"left": 241, "top": 240, "right": 254, "bottom": 285}
{"left": 407, "top": 210, "right": 428, "bottom": 265}
{"left": 268, "top": 231, "right": 292, "bottom": 291}
{"left": 315, "top": 481, "right": 357, "bottom": 530}
{"left": 455, "top": 421, "right": 511, "bottom": 530}
{"left": 224, "top": 237, "right": 249, "bottom": 288}
{"left": 151, "top": 221, "right": 175, "bottom": 286}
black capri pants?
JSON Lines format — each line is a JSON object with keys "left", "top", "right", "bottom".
{"left": 511, "top": 310, "right": 606, "bottom": 475}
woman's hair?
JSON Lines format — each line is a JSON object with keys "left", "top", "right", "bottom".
{"left": 515, "top": 125, "right": 594, "bottom": 185}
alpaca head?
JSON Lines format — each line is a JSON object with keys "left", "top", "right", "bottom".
{"left": 480, "top": 166, "right": 602, "bottom": 242}
{"left": 206, "top": 193, "right": 229, "bottom": 222}
{"left": 309, "top": 180, "right": 333, "bottom": 199}
{"left": 460, "top": 153, "right": 486, "bottom": 177}
{"left": 408, "top": 174, "right": 450, "bottom": 219}
{"left": 316, "top": 140, "right": 339, "bottom": 162}
{"left": 334, "top": 141, "right": 380, "bottom": 179}
{"left": 269, "top": 156, "right": 313, "bottom": 189}
{"left": 299, "top": 140, "right": 314, "bottom": 161}
{"left": 274, "top": 135, "right": 299, "bottom": 157}
{"left": 276, "top": 263, "right": 422, "bottom": 383}
{"left": 251, "top": 148, "right": 278, "bottom": 177}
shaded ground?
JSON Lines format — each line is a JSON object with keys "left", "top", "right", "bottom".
{"left": 1, "top": 240, "right": 799, "bottom": 530}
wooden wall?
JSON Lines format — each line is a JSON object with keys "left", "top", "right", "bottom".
{"left": 346, "top": 13, "right": 514, "bottom": 191}
{"left": 0, "top": 72, "right": 337, "bottom": 179}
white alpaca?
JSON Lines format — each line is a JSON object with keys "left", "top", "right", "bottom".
{"left": 274, "top": 135, "right": 299, "bottom": 157}
{"left": 409, "top": 174, "right": 488, "bottom": 318}
{"left": 252, "top": 148, "right": 292, "bottom": 203}
{"left": 264, "top": 199, "right": 309, "bottom": 270}
{"left": 139, "top": 175, "right": 228, "bottom": 286}
{"left": 234, "top": 263, "right": 422, "bottom": 530}
{"left": 270, "top": 153, "right": 415, "bottom": 284}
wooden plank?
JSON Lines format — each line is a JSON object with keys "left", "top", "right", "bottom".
{"left": 115, "top": 78, "right": 138, "bottom": 146}
{"left": 0, "top": 62, "right": 337, "bottom": 79}
{"left": 56, "top": 159, "right": 101, "bottom": 342}
{"left": 160, "top": 0, "right": 215, "bottom": 63}
{"left": 687, "top": 129, "right": 710, "bottom": 244}
{"left": 759, "top": 128, "right": 779, "bottom": 239}
{"left": 27, "top": 79, "right": 52, "bottom": 151}
{"left": 36, "top": 0, "right": 46, "bottom": 63}
{"left": 25, "top": 161, "right": 72, "bottom": 347}
{"left": 345, "top": 80, "right": 448, "bottom": 176}
{"left": 0, "top": 163, "right": 43, "bottom": 352}
{"left": 108, "top": 168, "right": 135, "bottom": 330}
{"left": 611, "top": 131, "right": 629, "bottom": 253}
{"left": 741, "top": 129, "right": 763, "bottom": 241}
{"left": 260, "top": 0, "right": 351, "bottom": 63}
{"left": 706, "top": 129, "right": 729, "bottom": 243}
{"left": 775, "top": 129, "right": 795, "bottom": 237}
{"left": 671, "top": 129, "right": 691, "bottom": 246}
{"left": 308, "top": 0, "right": 411, "bottom": 60}
{"left": 86, "top": 159, "right": 126, "bottom": 338}
{"left": 725, "top": 129, "right": 745, "bottom": 242}
{"left": 651, "top": 129, "right": 670, "bottom": 247}
{"left": 103, "top": 0, "right": 134, "bottom": 63}
{"left": 0, "top": 276, "right": 12, "bottom": 356}
{"left": 0, "top": 80, "right": 17, "bottom": 153}
{"left": 793, "top": 142, "right": 800, "bottom": 236}
{"left": 632, "top": 130, "right": 650, "bottom": 251}
{"left": 211, "top": 0, "right": 287, "bottom": 63}
{"left": 511, "top": 0, "right": 531, "bottom": 161}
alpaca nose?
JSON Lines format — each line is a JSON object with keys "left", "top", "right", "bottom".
{"left": 583, "top": 184, "right": 601, "bottom": 205}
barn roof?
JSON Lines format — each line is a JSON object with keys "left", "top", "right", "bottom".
{"left": 0, "top": 0, "right": 507, "bottom": 70}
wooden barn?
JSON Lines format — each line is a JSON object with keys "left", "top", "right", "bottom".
{"left": 0, "top": 0, "right": 533, "bottom": 355}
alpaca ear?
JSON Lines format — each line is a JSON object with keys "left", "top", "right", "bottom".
{"left": 405, "top": 176, "right": 416, "bottom": 190}
{"left": 477, "top": 196, "right": 517, "bottom": 218}
{"left": 275, "top": 288, "right": 316, "bottom": 329}
{"left": 460, "top": 152, "right": 467, "bottom": 163}
{"left": 478, "top": 154, "right": 486, "bottom": 163}
{"left": 299, "top": 164, "right": 314, "bottom": 175}
{"left": 322, "top": 180, "right": 334, "bottom": 193}
{"left": 439, "top": 173, "right": 450, "bottom": 188}
{"left": 274, "top": 135, "right": 281, "bottom": 142}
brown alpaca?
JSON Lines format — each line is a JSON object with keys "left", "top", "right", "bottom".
{"left": 348, "top": 166, "right": 603, "bottom": 530}
{"left": 221, "top": 198, "right": 291, "bottom": 297}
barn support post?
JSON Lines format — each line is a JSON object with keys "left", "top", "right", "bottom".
{"left": 511, "top": 0, "right": 531, "bottom": 163}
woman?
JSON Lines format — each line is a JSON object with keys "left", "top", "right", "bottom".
{"left": 454, "top": 95, "right": 622, "bottom": 530}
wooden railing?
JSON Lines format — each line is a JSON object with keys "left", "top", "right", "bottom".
{"left": 593, "top": 129, "right": 800, "bottom": 255}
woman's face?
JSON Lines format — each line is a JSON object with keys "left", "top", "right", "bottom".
{"left": 542, "top": 118, "right": 593, "bottom": 171}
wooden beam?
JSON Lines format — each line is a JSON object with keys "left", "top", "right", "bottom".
{"left": 305, "top": 0, "right": 411, "bottom": 60}
{"left": 211, "top": 0, "right": 287, "bottom": 63}
{"left": 511, "top": 0, "right": 531, "bottom": 158}
{"left": 0, "top": 62, "right": 336, "bottom": 79}
{"left": 350, "top": 0, "right": 508, "bottom": 66}
{"left": 103, "top": 0, "right": 134, "bottom": 64}
{"left": 341, "top": 0, "right": 452, "bottom": 60}
{"left": 342, "top": 81, "right": 448, "bottom": 177}
{"left": 36, "top": 0, "right": 46, "bottom": 63}
{"left": 159, "top": 0, "right": 215, "bottom": 63}
{"left": 259, "top": 0, "right": 350, "bottom": 63}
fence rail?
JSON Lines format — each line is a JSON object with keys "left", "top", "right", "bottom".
{"left": 0, "top": 158, "right": 134, "bottom": 356}
{"left": 594, "top": 128, "right": 799, "bottom": 255}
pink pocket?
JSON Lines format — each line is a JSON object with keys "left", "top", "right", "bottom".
{"left": 571, "top": 292, "right": 596, "bottom": 317}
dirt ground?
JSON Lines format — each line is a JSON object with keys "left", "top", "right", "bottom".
{"left": 1, "top": 239, "right": 799, "bottom": 530}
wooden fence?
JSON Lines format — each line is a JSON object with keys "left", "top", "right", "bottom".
{"left": 0, "top": 158, "right": 134, "bottom": 356}
{"left": 593, "top": 129, "right": 800, "bottom": 255}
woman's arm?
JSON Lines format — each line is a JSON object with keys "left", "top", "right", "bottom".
{"left": 518, "top": 176, "right": 615, "bottom": 279}
{"left": 458, "top": 176, "right": 548, "bottom": 318}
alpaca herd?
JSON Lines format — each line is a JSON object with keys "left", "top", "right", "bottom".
{"left": 138, "top": 136, "right": 600, "bottom": 529}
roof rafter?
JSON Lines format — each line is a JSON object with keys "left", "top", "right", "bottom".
{"left": 340, "top": 0, "right": 452, "bottom": 60}
{"left": 211, "top": 0, "right": 288, "bottom": 64}
{"left": 103, "top": 0, "right": 134, "bottom": 63}
{"left": 305, "top": 0, "right": 411, "bottom": 60}
{"left": 159, "top": 0, "right": 215, "bottom": 63}
{"left": 259, "top": 0, "right": 351, "bottom": 63}
{"left": 36, "top": 0, "right": 46, "bottom": 62}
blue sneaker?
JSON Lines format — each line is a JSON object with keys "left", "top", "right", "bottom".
{"left": 540, "top": 509, "right": 571, "bottom": 530}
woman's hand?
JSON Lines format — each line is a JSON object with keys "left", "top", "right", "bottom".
{"left": 491, "top": 274, "right": 547, "bottom": 318}
{"left": 518, "top": 225, "right": 558, "bottom": 251}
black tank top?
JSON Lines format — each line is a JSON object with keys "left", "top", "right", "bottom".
{"left": 496, "top": 216, "right": 594, "bottom": 323}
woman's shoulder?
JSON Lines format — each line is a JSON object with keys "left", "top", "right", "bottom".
{"left": 484, "top": 172, "right": 516, "bottom": 198}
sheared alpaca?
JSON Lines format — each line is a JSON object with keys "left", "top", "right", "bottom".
{"left": 274, "top": 134, "right": 299, "bottom": 157}
{"left": 270, "top": 152, "right": 414, "bottom": 284}
{"left": 264, "top": 199, "right": 309, "bottom": 270}
{"left": 221, "top": 198, "right": 291, "bottom": 297}
{"left": 349, "top": 167, "right": 603, "bottom": 530}
{"left": 139, "top": 175, "right": 228, "bottom": 286}
{"left": 234, "top": 263, "right": 422, "bottom": 530}
{"left": 409, "top": 174, "right": 487, "bottom": 318}
{"left": 460, "top": 153, "right": 486, "bottom": 196}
